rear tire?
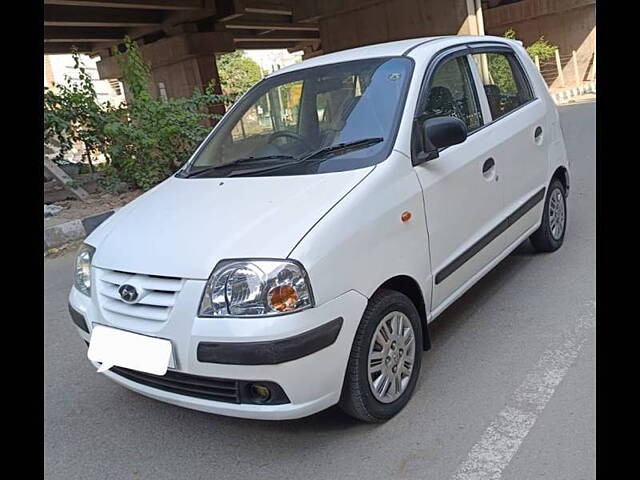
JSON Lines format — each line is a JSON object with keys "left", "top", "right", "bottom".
{"left": 530, "top": 177, "right": 566, "bottom": 252}
{"left": 339, "top": 289, "right": 423, "bottom": 423}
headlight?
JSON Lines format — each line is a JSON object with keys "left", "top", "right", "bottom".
{"left": 199, "top": 259, "right": 314, "bottom": 317}
{"left": 74, "top": 243, "right": 95, "bottom": 296}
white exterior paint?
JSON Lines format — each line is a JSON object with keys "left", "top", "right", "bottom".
{"left": 89, "top": 167, "right": 374, "bottom": 280}
{"left": 69, "top": 35, "right": 569, "bottom": 420}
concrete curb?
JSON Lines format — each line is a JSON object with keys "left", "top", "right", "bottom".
{"left": 552, "top": 81, "right": 596, "bottom": 104}
{"left": 44, "top": 210, "right": 116, "bottom": 252}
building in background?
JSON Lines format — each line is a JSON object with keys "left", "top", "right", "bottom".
{"left": 44, "top": 54, "right": 125, "bottom": 163}
{"left": 244, "top": 49, "right": 303, "bottom": 76}
{"left": 44, "top": 54, "right": 126, "bottom": 106}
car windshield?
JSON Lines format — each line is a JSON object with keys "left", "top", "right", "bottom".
{"left": 184, "top": 56, "right": 413, "bottom": 177}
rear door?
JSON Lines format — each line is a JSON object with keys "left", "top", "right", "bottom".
{"left": 470, "top": 45, "right": 548, "bottom": 244}
{"left": 411, "top": 47, "right": 506, "bottom": 314}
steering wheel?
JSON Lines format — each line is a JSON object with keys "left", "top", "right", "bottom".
{"left": 267, "top": 131, "right": 312, "bottom": 151}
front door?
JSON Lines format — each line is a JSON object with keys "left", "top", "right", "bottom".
{"left": 412, "top": 51, "right": 506, "bottom": 314}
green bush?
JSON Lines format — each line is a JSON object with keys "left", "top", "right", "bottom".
{"left": 487, "top": 52, "right": 517, "bottom": 93}
{"left": 103, "top": 37, "right": 230, "bottom": 190}
{"left": 44, "top": 37, "right": 231, "bottom": 192}
{"left": 44, "top": 51, "right": 112, "bottom": 172}
{"left": 487, "top": 28, "right": 558, "bottom": 93}
{"left": 503, "top": 28, "right": 557, "bottom": 61}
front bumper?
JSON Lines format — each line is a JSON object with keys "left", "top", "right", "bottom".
{"left": 69, "top": 285, "right": 368, "bottom": 420}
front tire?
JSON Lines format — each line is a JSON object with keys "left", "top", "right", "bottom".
{"left": 339, "top": 290, "right": 423, "bottom": 422}
{"left": 530, "top": 178, "right": 567, "bottom": 252}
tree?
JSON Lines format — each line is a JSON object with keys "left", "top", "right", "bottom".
{"left": 216, "top": 51, "right": 263, "bottom": 99}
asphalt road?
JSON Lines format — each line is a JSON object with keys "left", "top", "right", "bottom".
{"left": 44, "top": 101, "right": 595, "bottom": 480}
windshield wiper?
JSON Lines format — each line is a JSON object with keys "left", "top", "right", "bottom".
{"left": 180, "top": 138, "right": 384, "bottom": 178}
{"left": 225, "top": 137, "right": 385, "bottom": 178}
{"left": 300, "top": 137, "right": 384, "bottom": 162}
{"left": 181, "top": 154, "right": 296, "bottom": 178}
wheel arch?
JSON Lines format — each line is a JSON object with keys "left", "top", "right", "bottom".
{"left": 551, "top": 166, "right": 570, "bottom": 196}
{"left": 374, "top": 275, "right": 431, "bottom": 351}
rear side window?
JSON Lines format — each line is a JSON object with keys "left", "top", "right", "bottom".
{"left": 419, "top": 56, "right": 483, "bottom": 132}
{"left": 473, "top": 52, "right": 533, "bottom": 120}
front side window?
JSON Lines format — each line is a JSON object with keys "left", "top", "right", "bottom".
{"left": 186, "top": 57, "right": 413, "bottom": 177}
{"left": 419, "top": 56, "right": 483, "bottom": 132}
{"left": 473, "top": 51, "right": 533, "bottom": 120}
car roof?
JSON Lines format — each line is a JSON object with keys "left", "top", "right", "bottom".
{"left": 267, "top": 35, "right": 520, "bottom": 78}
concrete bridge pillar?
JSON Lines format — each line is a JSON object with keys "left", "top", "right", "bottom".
{"left": 96, "top": 32, "right": 234, "bottom": 117}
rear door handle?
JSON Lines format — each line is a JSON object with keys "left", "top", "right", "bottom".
{"left": 534, "top": 126, "right": 543, "bottom": 139}
{"left": 482, "top": 157, "right": 495, "bottom": 174}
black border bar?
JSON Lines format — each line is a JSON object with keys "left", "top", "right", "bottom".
{"left": 68, "top": 303, "right": 89, "bottom": 333}
{"left": 197, "top": 317, "right": 344, "bottom": 365}
{"left": 435, "top": 187, "right": 546, "bottom": 285}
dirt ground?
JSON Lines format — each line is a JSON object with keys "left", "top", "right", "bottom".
{"left": 44, "top": 239, "right": 84, "bottom": 258}
{"left": 44, "top": 189, "right": 142, "bottom": 229}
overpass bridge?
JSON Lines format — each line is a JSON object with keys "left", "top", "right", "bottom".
{"left": 44, "top": 0, "right": 595, "bottom": 101}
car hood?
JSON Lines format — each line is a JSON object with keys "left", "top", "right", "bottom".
{"left": 88, "top": 168, "right": 374, "bottom": 279}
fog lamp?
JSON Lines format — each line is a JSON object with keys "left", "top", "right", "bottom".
{"left": 250, "top": 384, "right": 271, "bottom": 403}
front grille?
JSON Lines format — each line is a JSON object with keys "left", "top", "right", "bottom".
{"left": 96, "top": 269, "right": 183, "bottom": 322}
{"left": 111, "top": 366, "right": 241, "bottom": 403}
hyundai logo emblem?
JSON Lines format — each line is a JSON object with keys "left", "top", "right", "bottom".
{"left": 118, "top": 284, "right": 139, "bottom": 304}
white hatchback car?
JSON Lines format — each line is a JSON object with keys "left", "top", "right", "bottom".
{"left": 69, "top": 35, "right": 569, "bottom": 422}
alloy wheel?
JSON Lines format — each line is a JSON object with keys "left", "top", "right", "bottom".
{"left": 367, "top": 311, "right": 416, "bottom": 403}
{"left": 549, "top": 188, "right": 565, "bottom": 240}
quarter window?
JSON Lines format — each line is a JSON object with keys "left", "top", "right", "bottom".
{"left": 419, "top": 56, "right": 483, "bottom": 132}
{"left": 473, "top": 52, "right": 533, "bottom": 120}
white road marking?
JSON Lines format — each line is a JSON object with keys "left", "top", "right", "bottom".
{"left": 450, "top": 301, "right": 595, "bottom": 480}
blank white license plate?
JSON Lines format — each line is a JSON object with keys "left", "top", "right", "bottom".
{"left": 88, "top": 325, "right": 173, "bottom": 375}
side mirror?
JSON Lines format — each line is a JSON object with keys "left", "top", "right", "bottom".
{"left": 414, "top": 116, "right": 468, "bottom": 164}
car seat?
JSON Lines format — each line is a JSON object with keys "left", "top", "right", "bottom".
{"left": 484, "top": 84, "right": 503, "bottom": 117}
{"left": 424, "top": 86, "right": 462, "bottom": 121}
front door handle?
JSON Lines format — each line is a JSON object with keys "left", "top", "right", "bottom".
{"left": 482, "top": 157, "right": 495, "bottom": 174}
